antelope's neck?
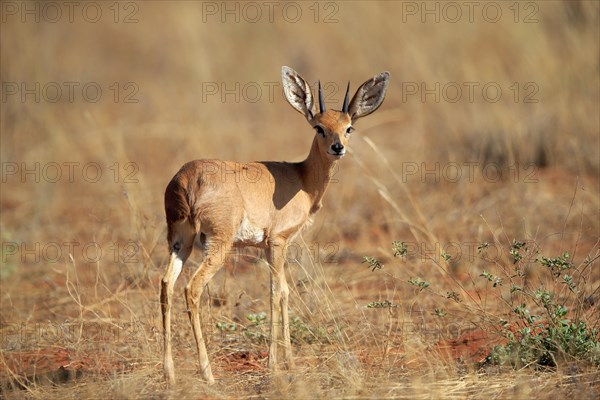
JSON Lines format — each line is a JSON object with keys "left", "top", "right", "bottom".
{"left": 299, "top": 137, "right": 338, "bottom": 214}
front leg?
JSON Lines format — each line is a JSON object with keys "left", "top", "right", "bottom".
{"left": 266, "top": 239, "right": 294, "bottom": 370}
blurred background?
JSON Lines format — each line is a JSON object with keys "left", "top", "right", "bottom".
{"left": 1, "top": 1, "right": 599, "bottom": 397}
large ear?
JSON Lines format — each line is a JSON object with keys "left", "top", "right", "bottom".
{"left": 348, "top": 72, "right": 390, "bottom": 121}
{"left": 282, "top": 66, "right": 315, "bottom": 121}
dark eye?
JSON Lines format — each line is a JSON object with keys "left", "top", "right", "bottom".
{"left": 345, "top": 126, "right": 354, "bottom": 136}
{"left": 315, "top": 126, "right": 325, "bottom": 136}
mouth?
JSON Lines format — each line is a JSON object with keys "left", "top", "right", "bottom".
{"left": 328, "top": 150, "right": 346, "bottom": 159}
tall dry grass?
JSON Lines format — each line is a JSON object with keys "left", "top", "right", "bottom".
{"left": 1, "top": 1, "right": 599, "bottom": 398}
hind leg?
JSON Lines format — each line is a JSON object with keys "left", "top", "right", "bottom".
{"left": 161, "top": 220, "right": 196, "bottom": 386}
{"left": 185, "top": 236, "right": 233, "bottom": 384}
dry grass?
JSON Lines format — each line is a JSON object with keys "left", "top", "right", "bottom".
{"left": 1, "top": 1, "right": 599, "bottom": 398}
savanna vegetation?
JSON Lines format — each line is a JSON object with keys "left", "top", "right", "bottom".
{"left": 1, "top": 1, "right": 599, "bottom": 398}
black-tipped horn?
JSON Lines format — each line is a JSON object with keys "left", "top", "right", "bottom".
{"left": 318, "top": 80, "right": 325, "bottom": 114}
{"left": 342, "top": 81, "right": 350, "bottom": 113}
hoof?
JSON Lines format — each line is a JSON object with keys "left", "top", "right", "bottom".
{"left": 165, "top": 372, "right": 176, "bottom": 387}
{"left": 204, "top": 374, "right": 216, "bottom": 385}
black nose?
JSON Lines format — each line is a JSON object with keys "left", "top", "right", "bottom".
{"left": 331, "top": 143, "right": 344, "bottom": 153}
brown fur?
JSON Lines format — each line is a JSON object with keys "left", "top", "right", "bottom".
{"left": 160, "top": 67, "right": 389, "bottom": 385}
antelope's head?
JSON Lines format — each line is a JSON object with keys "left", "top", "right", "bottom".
{"left": 282, "top": 66, "right": 390, "bottom": 161}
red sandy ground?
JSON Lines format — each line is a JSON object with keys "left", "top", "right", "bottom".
{"left": 1, "top": 329, "right": 501, "bottom": 387}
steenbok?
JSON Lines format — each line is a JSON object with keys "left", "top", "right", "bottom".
{"left": 161, "top": 66, "right": 389, "bottom": 384}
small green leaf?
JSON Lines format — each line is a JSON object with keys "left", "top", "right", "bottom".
{"left": 362, "top": 256, "right": 383, "bottom": 272}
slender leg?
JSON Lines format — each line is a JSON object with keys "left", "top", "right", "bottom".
{"left": 279, "top": 265, "right": 294, "bottom": 369}
{"left": 161, "top": 221, "right": 195, "bottom": 386}
{"left": 268, "top": 260, "right": 282, "bottom": 370}
{"left": 185, "top": 238, "right": 231, "bottom": 384}
{"left": 266, "top": 239, "right": 293, "bottom": 370}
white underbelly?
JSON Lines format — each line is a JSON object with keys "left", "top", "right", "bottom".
{"left": 233, "top": 215, "right": 265, "bottom": 245}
